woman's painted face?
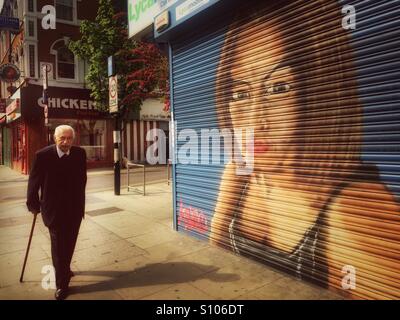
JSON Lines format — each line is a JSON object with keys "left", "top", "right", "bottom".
{"left": 228, "top": 26, "right": 298, "bottom": 171}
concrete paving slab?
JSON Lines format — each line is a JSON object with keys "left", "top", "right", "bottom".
{"left": 78, "top": 217, "right": 109, "bottom": 232}
{"left": 243, "top": 276, "right": 344, "bottom": 300}
{"left": 125, "top": 228, "right": 183, "bottom": 250}
{"left": 158, "top": 217, "right": 174, "bottom": 228}
{"left": 0, "top": 282, "right": 53, "bottom": 300}
{"left": 92, "top": 210, "right": 153, "bottom": 229}
{"left": 108, "top": 261, "right": 228, "bottom": 300}
{"left": 67, "top": 281, "right": 124, "bottom": 300}
{"left": 143, "top": 283, "right": 214, "bottom": 300}
{"left": 0, "top": 257, "right": 53, "bottom": 288}
{"left": 0, "top": 224, "right": 37, "bottom": 241}
{"left": 143, "top": 238, "right": 209, "bottom": 263}
{"left": 178, "top": 246, "right": 245, "bottom": 271}
{"left": 0, "top": 246, "right": 50, "bottom": 271}
{"left": 71, "top": 239, "right": 147, "bottom": 271}
{"left": 0, "top": 233, "right": 49, "bottom": 255}
{"left": 74, "top": 229, "right": 122, "bottom": 252}
{"left": 189, "top": 265, "right": 283, "bottom": 300}
{"left": 95, "top": 220, "right": 168, "bottom": 239}
{"left": 90, "top": 254, "right": 154, "bottom": 275}
{"left": 84, "top": 202, "right": 116, "bottom": 213}
{"left": 0, "top": 203, "right": 30, "bottom": 219}
{"left": 86, "top": 206, "right": 124, "bottom": 217}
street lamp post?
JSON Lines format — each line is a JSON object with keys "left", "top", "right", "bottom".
{"left": 42, "top": 64, "right": 50, "bottom": 145}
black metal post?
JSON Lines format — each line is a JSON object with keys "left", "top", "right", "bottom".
{"left": 42, "top": 64, "right": 50, "bottom": 145}
{"left": 114, "top": 115, "right": 120, "bottom": 195}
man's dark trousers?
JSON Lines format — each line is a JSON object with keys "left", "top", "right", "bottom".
{"left": 50, "top": 217, "right": 81, "bottom": 289}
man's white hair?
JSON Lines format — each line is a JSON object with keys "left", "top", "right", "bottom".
{"left": 54, "top": 125, "right": 75, "bottom": 139}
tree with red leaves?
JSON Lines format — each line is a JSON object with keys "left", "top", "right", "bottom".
{"left": 124, "top": 42, "right": 170, "bottom": 112}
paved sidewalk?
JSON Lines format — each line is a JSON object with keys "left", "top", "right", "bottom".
{"left": 0, "top": 173, "right": 345, "bottom": 300}
{"left": 0, "top": 164, "right": 164, "bottom": 182}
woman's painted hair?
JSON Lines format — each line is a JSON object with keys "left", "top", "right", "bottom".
{"left": 215, "top": 0, "right": 370, "bottom": 185}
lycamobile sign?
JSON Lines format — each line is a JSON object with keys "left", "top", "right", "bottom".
{"left": 128, "top": 0, "right": 177, "bottom": 38}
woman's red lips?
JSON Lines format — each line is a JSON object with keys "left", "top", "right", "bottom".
{"left": 254, "top": 140, "right": 269, "bottom": 153}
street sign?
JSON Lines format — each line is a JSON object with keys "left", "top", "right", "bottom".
{"left": 0, "top": 63, "right": 21, "bottom": 83}
{"left": 128, "top": 0, "right": 178, "bottom": 38}
{"left": 0, "top": 16, "right": 20, "bottom": 33}
{"left": 42, "top": 64, "right": 49, "bottom": 89}
{"left": 42, "top": 64, "right": 49, "bottom": 125}
{"left": 109, "top": 75, "right": 118, "bottom": 113}
{"left": 40, "top": 62, "right": 53, "bottom": 81}
{"left": 155, "top": 10, "right": 170, "bottom": 33}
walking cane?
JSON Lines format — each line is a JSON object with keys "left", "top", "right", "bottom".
{"left": 20, "top": 213, "right": 38, "bottom": 283}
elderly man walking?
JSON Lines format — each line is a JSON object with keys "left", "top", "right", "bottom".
{"left": 26, "top": 125, "right": 87, "bottom": 300}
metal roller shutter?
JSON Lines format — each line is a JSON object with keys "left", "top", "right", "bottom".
{"left": 170, "top": 0, "right": 400, "bottom": 299}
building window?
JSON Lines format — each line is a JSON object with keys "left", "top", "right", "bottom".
{"left": 0, "top": 33, "right": 5, "bottom": 58}
{"left": 28, "top": 20, "right": 35, "bottom": 37}
{"left": 55, "top": 0, "right": 73, "bottom": 21}
{"left": 28, "top": 0, "right": 34, "bottom": 12}
{"left": 57, "top": 46, "right": 75, "bottom": 79}
{"left": 29, "top": 45, "right": 35, "bottom": 77}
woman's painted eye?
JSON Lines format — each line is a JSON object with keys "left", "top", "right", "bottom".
{"left": 265, "top": 82, "right": 290, "bottom": 95}
{"left": 232, "top": 91, "right": 251, "bottom": 101}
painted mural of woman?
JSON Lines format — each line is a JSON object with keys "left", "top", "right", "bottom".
{"left": 209, "top": 0, "right": 400, "bottom": 299}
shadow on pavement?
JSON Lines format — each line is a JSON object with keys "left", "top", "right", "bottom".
{"left": 69, "top": 262, "right": 240, "bottom": 295}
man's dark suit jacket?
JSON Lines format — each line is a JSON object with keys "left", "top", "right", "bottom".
{"left": 27, "top": 145, "right": 87, "bottom": 228}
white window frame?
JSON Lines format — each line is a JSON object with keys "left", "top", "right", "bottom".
{"left": 50, "top": 38, "right": 78, "bottom": 82}
{"left": 54, "top": 0, "right": 78, "bottom": 24}
{"left": 0, "top": 32, "right": 6, "bottom": 59}
{"left": 25, "top": 42, "right": 38, "bottom": 79}
{"left": 26, "top": 0, "right": 37, "bottom": 13}
{"left": 25, "top": 18, "right": 37, "bottom": 40}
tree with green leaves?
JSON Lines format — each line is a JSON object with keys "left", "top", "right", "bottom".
{"left": 69, "top": 0, "right": 169, "bottom": 114}
{"left": 68, "top": 0, "right": 135, "bottom": 112}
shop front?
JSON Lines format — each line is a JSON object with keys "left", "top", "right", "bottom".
{"left": 152, "top": 0, "right": 400, "bottom": 299}
{"left": 1, "top": 91, "right": 26, "bottom": 172}
{"left": 122, "top": 98, "right": 170, "bottom": 163}
{"left": 18, "top": 84, "right": 113, "bottom": 173}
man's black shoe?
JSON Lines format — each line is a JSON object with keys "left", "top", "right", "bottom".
{"left": 55, "top": 288, "right": 68, "bottom": 300}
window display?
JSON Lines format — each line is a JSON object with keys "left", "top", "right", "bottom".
{"left": 48, "top": 119, "right": 107, "bottom": 162}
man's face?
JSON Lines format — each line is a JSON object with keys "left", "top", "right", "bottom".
{"left": 54, "top": 129, "right": 74, "bottom": 153}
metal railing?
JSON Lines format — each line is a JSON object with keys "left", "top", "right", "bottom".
{"left": 167, "top": 159, "right": 172, "bottom": 185}
{"left": 127, "top": 162, "right": 146, "bottom": 196}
